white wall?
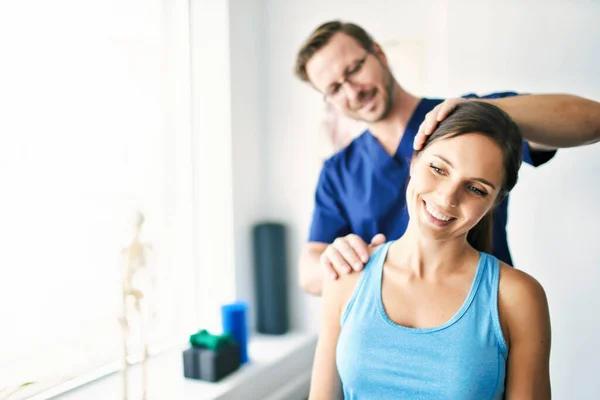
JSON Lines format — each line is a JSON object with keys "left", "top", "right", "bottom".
{"left": 229, "top": 0, "right": 268, "bottom": 331}
{"left": 258, "top": 0, "right": 600, "bottom": 397}
{"left": 190, "top": 0, "right": 238, "bottom": 331}
{"left": 188, "top": 0, "right": 268, "bottom": 333}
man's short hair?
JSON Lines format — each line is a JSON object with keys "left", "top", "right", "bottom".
{"left": 294, "top": 20, "right": 375, "bottom": 83}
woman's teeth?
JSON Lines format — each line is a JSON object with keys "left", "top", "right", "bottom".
{"left": 426, "top": 202, "right": 452, "bottom": 222}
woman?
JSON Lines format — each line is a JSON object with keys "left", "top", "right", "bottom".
{"left": 309, "top": 101, "right": 551, "bottom": 399}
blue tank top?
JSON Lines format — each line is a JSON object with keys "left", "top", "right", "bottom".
{"left": 336, "top": 242, "right": 508, "bottom": 399}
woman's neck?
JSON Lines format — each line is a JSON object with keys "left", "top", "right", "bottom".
{"left": 387, "top": 221, "right": 477, "bottom": 278}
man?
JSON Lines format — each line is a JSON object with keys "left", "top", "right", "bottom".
{"left": 295, "top": 20, "right": 600, "bottom": 296}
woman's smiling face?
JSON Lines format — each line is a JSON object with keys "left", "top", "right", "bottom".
{"left": 407, "top": 132, "right": 506, "bottom": 243}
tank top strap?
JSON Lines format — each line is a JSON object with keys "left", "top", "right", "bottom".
{"left": 484, "top": 252, "right": 509, "bottom": 356}
{"left": 340, "top": 241, "right": 393, "bottom": 325}
{"left": 471, "top": 252, "right": 508, "bottom": 356}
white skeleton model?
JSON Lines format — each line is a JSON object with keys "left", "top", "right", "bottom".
{"left": 118, "top": 211, "right": 156, "bottom": 400}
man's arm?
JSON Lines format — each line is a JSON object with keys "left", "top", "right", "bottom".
{"left": 489, "top": 94, "right": 600, "bottom": 150}
{"left": 415, "top": 94, "right": 600, "bottom": 151}
{"left": 499, "top": 264, "right": 552, "bottom": 399}
{"left": 303, "top": 163, "right": 353, "bottom": 296}
{"left": 299, "top": 242, "right": 328, "bottom": 296}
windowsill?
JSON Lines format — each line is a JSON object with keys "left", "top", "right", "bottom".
{"left": 41, "top": 331, "right": 317, "bottom": 400}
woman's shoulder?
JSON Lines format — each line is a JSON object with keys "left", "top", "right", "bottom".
{"left": 322, "top": 244, "right": 386, "bottom": 316}
{"left": 497, "top": 261, "right": 546, "bottom": 303}
{"left": 322, "top": 263, "right": 366, "bottom": 316}
{"left": 497, "top": 261, "right": 550, "bottom": 345}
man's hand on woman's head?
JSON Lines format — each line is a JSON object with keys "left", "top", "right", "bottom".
{"left": 321, "top": 233, "right": 386, "bottom": 280}
{"left": 414, "top": 98, "right": 469, "bottom": 150}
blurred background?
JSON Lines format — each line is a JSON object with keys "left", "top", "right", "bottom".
{"left": 0, "top": 0, "right": 598, "bottom": 399}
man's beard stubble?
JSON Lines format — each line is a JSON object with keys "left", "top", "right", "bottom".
{"left": 376, "top": 71, "right": 396, "bottom": 122}
{"left": 347, "top": 68, "right": 396, "bottom": 123}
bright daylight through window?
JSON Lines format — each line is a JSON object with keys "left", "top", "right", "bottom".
{"left": 0, "top": 1, "right": 196, "bottom": 399}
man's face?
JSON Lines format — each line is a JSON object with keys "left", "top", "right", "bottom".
{"left": 305, "top": 32, "right": 395, "bottom": 123}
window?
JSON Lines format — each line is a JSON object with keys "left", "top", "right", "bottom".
{"left": 0, "top": 1, "right": 199, "bottom": 398}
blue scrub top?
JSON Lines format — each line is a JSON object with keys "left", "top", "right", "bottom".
{"left": 308, "top": 92, "right": 556, "bottom": 266}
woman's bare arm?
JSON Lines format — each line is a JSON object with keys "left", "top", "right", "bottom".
{"left": 308, "top": 275, "right": 344, "bottom": 400}
{"left": 308, "top": 262, "right": 362, "bottom": 399}
{"left": 499, "top": 264, "right": 552, "bottom": 399}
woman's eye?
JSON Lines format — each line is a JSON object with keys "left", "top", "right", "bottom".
{"left": 468, "top": 186, "right": 488, "bottom": 197}
{"left": 429, "top": 163, "right": 444, "bottom": 174}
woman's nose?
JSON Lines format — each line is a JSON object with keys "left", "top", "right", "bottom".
{"left": 436, "top": 181, "right": 459, "bottom": 208}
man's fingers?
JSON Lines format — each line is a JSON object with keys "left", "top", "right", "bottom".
{"left": 436, "top": 103, "right": 450, "bottom": 121}
{"left": 415, "top": 98, "right": 469, "bottom": 149}
{"left": 425, "top": 109, "right": 440, "bottom": 135}
{"left": 413, "top": 132, "right": 426, "bottom": 150}
{"left": 327, "top": 241, "right": 355, "bottom": 274}
{"left": 414, "top": 109, "right": 440, "bottom": 150}
{"left": 427, "top": 117, "right": 436, "bottom": 135}
{"left": 320, "top": 256, "right": 338, "bottom": 280}
{"left": 370, "top": 233, "right": 386, "bottom": 246}
{"left": 322, "top": 234, "right": 377, "bottom": 279}
{"left": 437, "top": 100, "right": 458, "bottom": 121}
{"left": 345, "top": 235, "right": 371, "bottom": 266}
{"left": 334, "top": 237, "right": 366, "bottom": 272}
{"left": 367, "top": 234, "right": 386, "bottom": 256}
{"left": 438, "top": 98, "right": 467, "bottom": 121}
